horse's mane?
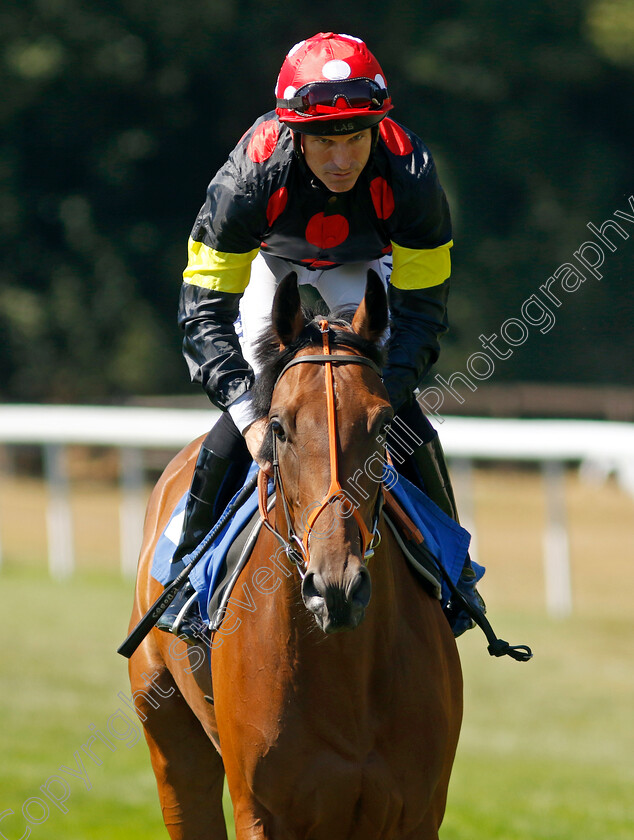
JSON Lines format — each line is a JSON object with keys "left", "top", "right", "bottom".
{"left": 251, "top": 308, "right": 385, "bottom": 457}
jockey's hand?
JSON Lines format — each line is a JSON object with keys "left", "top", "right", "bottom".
{"left": 243, "top": 417, "right": 273, "bottom": 476}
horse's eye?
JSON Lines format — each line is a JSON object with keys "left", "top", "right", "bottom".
{"left": 271, "top": 421, "right": 286, "bottom": 442}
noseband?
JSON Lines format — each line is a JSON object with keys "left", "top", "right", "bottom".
{"left": 258, "top": 320, "right": 384, "bottom": 577}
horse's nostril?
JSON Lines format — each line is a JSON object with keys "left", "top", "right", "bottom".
{"left": 349, "top": 567, "right": 372, "bottom": 609}
{"left": 301, "top": 566, "right": 370, "bottom": 632}
{"left": 302, "top": 571, "right": 324, "bottom": 603}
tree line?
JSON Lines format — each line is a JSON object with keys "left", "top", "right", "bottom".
{"left": 1, "top": 0, "right": 632, "bottom": 403}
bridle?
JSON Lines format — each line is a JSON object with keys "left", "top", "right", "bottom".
{"left": 254, "top": 321, "right": 534, "bottom": 662}
{"left": 258, "top": 320, "right": 384, "bottom": 578}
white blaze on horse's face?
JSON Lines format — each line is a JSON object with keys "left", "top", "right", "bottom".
{"left": 270, "top": 346, "right": 392, "bottom": 634}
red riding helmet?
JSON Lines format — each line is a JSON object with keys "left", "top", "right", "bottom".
{"left": 275, "top": 32, "right": 393, "bottom": 136}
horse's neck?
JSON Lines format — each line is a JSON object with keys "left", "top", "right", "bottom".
{"left": 219, "top": 521, "right": 445, "bottom": 740}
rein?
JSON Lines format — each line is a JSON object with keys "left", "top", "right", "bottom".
{"left": 258, "top": 320, "right": 383, "bottom": 577}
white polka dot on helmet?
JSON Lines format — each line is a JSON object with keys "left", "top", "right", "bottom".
{"left": 275, "top": 32, "right": 392, "bottom": 135}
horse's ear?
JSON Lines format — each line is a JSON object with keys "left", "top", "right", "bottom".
{"left": 272, "top": 271, "right": 304, "bottom": 347}
{"left": 351, "top": 269, "right": 388, "bottom": 343}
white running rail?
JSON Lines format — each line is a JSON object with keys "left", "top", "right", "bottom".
{"left": 1, "top": 405, "right": 633, "bottom": 616}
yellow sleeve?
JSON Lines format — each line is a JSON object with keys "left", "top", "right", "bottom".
{"left": 182, "top": 238, "right": 260, "bottom": 294}
{"left": 390, "top": 240, "right": 453, "bottom": 290}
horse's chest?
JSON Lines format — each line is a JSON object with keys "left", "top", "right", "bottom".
{"left": 251, "top": 739, "right": 436, "bottom": 840}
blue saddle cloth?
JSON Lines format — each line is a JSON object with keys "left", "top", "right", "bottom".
{"left": 150, "top": 464, "right": 482, "bottom": 626}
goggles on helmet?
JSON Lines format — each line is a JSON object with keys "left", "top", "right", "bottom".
{"left": 276, "top": 78, "right": 389, "bottom": 117}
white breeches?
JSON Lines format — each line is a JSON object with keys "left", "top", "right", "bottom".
{"left": 229, "top": 251, "right": 393, "bottom": 432}
{"left": 237, "top": 250, "right": 392, "bottom": 372}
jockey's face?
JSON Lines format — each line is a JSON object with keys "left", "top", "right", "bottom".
{"left": 302, "top": 129, "right": 372, "bottom": 193}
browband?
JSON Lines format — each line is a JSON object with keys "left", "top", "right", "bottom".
{"left": 274, "top": 354, "right": 382, "bottom": 388}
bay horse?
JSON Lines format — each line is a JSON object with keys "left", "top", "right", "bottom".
{"left": 126, "top": 271, "right": 462, "bottom": 840}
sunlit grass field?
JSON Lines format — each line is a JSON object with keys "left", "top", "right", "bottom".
{"left": 0, "top": 467, "right": 632, "bottom": 838}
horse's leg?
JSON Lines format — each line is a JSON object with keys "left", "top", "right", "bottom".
{"left": 131, "top": 645, "right": 227, "bottom": 840}
{"left": 126, "top": 434, "right": 227, "bottom": 838}
{"left": 231, "top": 795, "right": 270, "bottom": 840}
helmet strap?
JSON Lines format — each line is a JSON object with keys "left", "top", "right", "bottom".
{"left": 292, "top": 130, "right": 303, "bottom": 160}
{"left": 292, "top": 130, "right": 308, "bottom": 171}
{"left": 371, "top": 124, "right": 381, "bottom": 152}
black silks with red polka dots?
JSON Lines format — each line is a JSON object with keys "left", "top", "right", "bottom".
{"left": 190, "top": 112, "right": 451, "bottom": 277}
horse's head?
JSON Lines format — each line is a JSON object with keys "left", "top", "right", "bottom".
{"left": 253, "top": 270, "right": 393, "bottom": 634}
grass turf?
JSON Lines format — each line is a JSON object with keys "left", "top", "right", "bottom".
{"left": 0, "top": 568, "right": 632, "bottom": 839}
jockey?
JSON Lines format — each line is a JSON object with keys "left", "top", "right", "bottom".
{"left": 158, "top": 32, "right": 484, "bottom": 640}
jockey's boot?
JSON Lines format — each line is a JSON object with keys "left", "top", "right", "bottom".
{"left": 410, "top": 433, "right": 486, "bottom": 637}
{"left": 156, "top": 445, "right": 237, "bottom": 643}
